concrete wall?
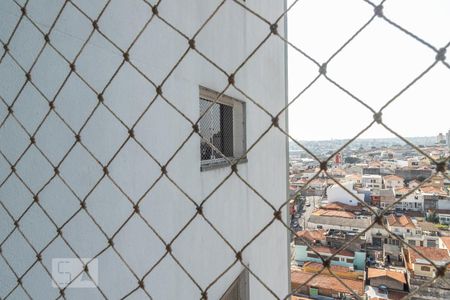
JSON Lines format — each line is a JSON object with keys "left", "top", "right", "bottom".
{"left": 0, "top": 1, "right": 288, "bottom": 299}
{"left": 413, "top": 263, "right": 436, "bottom": 278}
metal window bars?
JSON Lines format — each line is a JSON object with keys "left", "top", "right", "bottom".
{"left": 199, "top": 98, "right": 234, "bottom": 163}
{"left": 0, "top": 0, "right": 449, "bottom": 299}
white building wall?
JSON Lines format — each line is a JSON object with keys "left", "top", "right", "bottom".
{"left": 437, "top": 199, "right": 450, "bottom": 210}
{"left": 396, "top": 193, "right": 424, "bottom": 212}
{"left": 0, "top": 1, "right": 288, "bottom": 299}
{"left": 327, "top": 182, "right": 365, "bottom": 206}
{"left": 361, "top": 175, "right": 382, "bottom": 190}
{"left": 385, "top": 179, "right": 404, "bottom": 190}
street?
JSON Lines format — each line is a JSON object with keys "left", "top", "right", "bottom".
{"left": 299, "top": 196, "right": 320, "bottom": 230}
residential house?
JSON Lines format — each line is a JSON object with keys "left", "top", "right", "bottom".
{"left": 395, "top": 191, "right": 424, "bottom": 212}
{"left": 408, "top": 179, "right": 421, "bottom": 189}
{"left": 295, "top": 229, "right": 326, "bottom": 246}
{"left": 371, "top": 188, "right": 395, "bottom": 208}
{"left": 292, "top": 267, "right": 365, "bottom": 299}
{"left": 383, "top": 175, "right": 405, "bottom": 189}
{"left": 436, "top": 210, "right": 450, "bottom": 225}
{"left": 324, "top": 229, "right": 367, "bottom": 252}
{"left": 404, "top": 246, "right": 450, "bottom": 300}
{"left": 404, "top": 246, "right": 449, "bottom": 277}
{"left": 328, "top": 167, "right": 346, "bottom": 178}
{"left": 326, "top": 182, "right": 366, "bottom": 206}
{"left": 295, "top": 245, "right": 366, "bottom": 271}
{"left": 345, "top": 174, "right": 362, "bottom": 186}
{"left": 439, "top": 236, "right": 450, "bottom": 254}
{"left": 362, "top": 174, "right": 383, "bottom": 190}
{"left": 367, "top": 268, "right": 407, "bottom": 292}
{"left": 307, "top": 210, "right": 373, "bottom": 242}
{"left": 409, "top": 221, "right": 441, "bottom": 248}
{"left": 384, "top": 214, "right": 417, "bottom": 265}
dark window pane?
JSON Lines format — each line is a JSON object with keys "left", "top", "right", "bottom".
{"left": 221, "top": 104, "right": 233, "bottom": 157}
{"left": 199, "top": 98, "right": 234, "bottom": 162}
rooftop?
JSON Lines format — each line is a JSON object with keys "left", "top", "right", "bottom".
{"left": 291, "top": 269, "right": 364, "bottom": 295}
{"left": 417, "top": 221, "right": 439, "bottom": 232}
{"left": 420, "top": 186, "right": 448, "bottom": 196}
{"left": 308, "top": 214, "right": 372, "bottom": 228}
{"left": 321, "top": 202, "right": 364, "bottom": 212}
{"left": 383, "top": 175, "right": 404, "bottom": 181}
{"left": 303, "top": 261, "right": 354, "bottom": 273}
{"left": 367, "top": 268, "right": 406, "bottom": 284}
{"left": 312, "top": 209, "right": 355, "bottom": 219}
{"left": 296, "top": 229, "right": 326, "bottom": 242}
{"left": 407, "top": 246, "right": 450, "bottom": 264}
{"left": 372, "top": 188, "right": 395, "bottom": 197}
{"left": 386, "top": 214, "right": 415, "bottom": 229}
{"left": 395, "top": 187, "right": 411, "bottom": 194}
{"left": 362, "top": 174, "right": 382, "bottom": 179}
{"left": 309, "top": 246, "right": 354, "bottom": 257}
{"left": 440, "top": 236, "right": 450, "bottom": 250}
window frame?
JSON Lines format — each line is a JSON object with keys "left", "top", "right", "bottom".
{"left": 421, "top": 265, "right": 431, "bottom": 272}
{"left": 199, "top": 87, "right": 247, "bottom": 171}
{"left": 307, "top": 252, "right": 319, "bottom": 259}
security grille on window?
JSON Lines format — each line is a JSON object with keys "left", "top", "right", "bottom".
{"left": 199, "top": 87, "right": 246, "bottom": 169}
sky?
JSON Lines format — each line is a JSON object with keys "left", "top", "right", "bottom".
{"left": 287, "top": 0, "right": 450, "bottom": 141}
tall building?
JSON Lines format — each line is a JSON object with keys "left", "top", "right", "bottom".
{"left": 437, "top": 132, "right": 445, "bottom": 144}
{"left": 0, "top": 1, "right": 288, "bottom": 299}
{"left": 447, "top": 130, "right": 450, "bottom": 149}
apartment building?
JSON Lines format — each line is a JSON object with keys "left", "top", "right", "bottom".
{"left": 362, "top": 174, "right": 383, "bottom": 190}
{"left": 404, "top": 246, "right": 450, "bottom": 300}
{"left": 0, "top": 1, "right": 289, "bottom": 299}
{"left": 383, "top": 175, "right": 405, "bottom": 189}
{"left": 294, "top": 245, "right": 366, "bottom": 271}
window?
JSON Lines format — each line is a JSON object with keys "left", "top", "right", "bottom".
{"left": 220, "top": 269, "right": 249, "bottom": 300}
{"left": 421, "top": 266, "right": 431, "bottom": 272}
{"left": 408, "top": 240, "right": 416, "bottom": 246}
{"left": 427, "top": 240, "right": 436, "bottom": 248}
{"left": 307, "top": 253, "right": 319, "bottom": 259}
{"left": 346, "top": 258, "right": 354, "bottom": 263}
{"left": 199, "top": 87, "right": 245, "bottom": 170}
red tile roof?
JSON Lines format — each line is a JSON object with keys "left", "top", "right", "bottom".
{"left": 291, "top": 270, "right": 364, "bottom": 295}
{"left": 321, "top": 202, "right": 363, "bottom": 212}
{"left": 408, "top": 246, "right": 449, "bottom": 263}
{"left": 296, "top": 230, "right": 326, "bottom": 242}
{"left": 420, "top": 186, "right": 447, "bottom": 196}
{"left": 383, "top": 175, "right": 404, "bottom": 182}
{"left": 395, "top": 187, "right": 411, "bottom": 194}
{"left": 386, "top": 214, "right": 415, "bottom": 228}
{"left": 440, "top": 236, "right": 450, "bottom": 250}
{"left": 367, "top": 268, "right": 406, "bottom": 284}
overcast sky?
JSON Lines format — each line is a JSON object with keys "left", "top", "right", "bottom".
{"left": 287, "top": 0, "right": 450, "bottom": 141}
